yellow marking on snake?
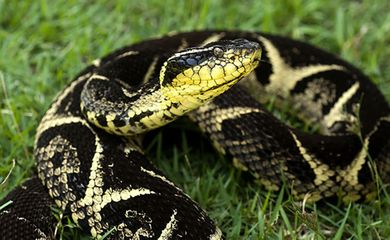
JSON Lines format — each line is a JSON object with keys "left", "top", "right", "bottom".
{"left": 338, "top": 115, "right": 390, "bottom": 196}
{"left": 200, "top": 33, "right": 225, "bottom": 47}
{"left": 89, "top": 74, "right": 109, "bottom": 81}
{"left": 140, "top": 167, "right": 176, "bottom": 187}
{"left": 143, "top": 56, "right": 159, "bottom": 84}
{"left": 158, "top": 210, "right": 178, "bottom": 240}
{"left": 323, "top": 82, "right": 360, "bottom": 129}
{"left": 113, "top": 50, "right": 139, "bottom": 61}
{"left": 36, "top": 135, "right": 81, "bottom": 209}
{"left": 211, "top": 65, "right": 224, "bottom": 80}
{"left": 197, "top": 104, "right": 262, "bottom": 131}
{"left": 339, "top": 138, "right": 368, "bottom": 187}
{"left": 258, "top": 36, "right": 345, "bottom": 95}
{"left": 122, "top": 87, "right": 139, "bottom": 98}
{"left": 91, "top": 58, "right": 101, "bottom": 66}
{"left": 289, "top": 131, "right": 335, "bottom": 201}
{"left": 66, "top": 125, "right": 106, "bottom": 236}
{"left": 105, "top": 114, "right": 116, "bottom": 129}
{"left": 209, "top": 228, "right": 223, "bottom": 240}
{"left": 100, "top": 187, "right": 155, "bottom": 209}
{"left": 37, "top": 116, "right": 88, "bottom": 137}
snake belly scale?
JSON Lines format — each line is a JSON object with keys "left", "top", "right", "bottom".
{"left": 0, "top": 30, "right": 389, "bottom": 239}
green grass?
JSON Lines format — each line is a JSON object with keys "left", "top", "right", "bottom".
{"left": 1, "top": 0, "right": 390, "bottom": 239}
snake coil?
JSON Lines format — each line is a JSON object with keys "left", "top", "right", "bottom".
{"left": 0, "top": 30, "right": 389, "bottom": 239}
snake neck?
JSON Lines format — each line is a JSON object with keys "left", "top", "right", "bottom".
{"left": 80, "top": 77, "right": 204, "bottom": 136}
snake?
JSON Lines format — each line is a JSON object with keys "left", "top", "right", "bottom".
{"left": 0, "top": 30, "right": 389, "bottom": 239}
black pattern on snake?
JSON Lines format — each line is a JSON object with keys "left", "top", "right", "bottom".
{"left": 0, "top": 30, "right": 389, "bottom": 239}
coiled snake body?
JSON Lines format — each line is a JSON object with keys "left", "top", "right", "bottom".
{"left": 1, "top": 30, "right": 389, "bottom": 239}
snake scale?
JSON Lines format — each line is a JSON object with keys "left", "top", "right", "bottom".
{"left": 0, "top": 30, "right": 389, "bottom": 239}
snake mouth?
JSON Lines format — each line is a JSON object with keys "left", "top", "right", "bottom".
{"left": 198, "top": 45, "right": 262, "bottom": 93}
{"left": 247, "top": 45, "right": 262, "bottom": 65}
{"left": 208, "top": 59, "right": 261, "bottom": 92}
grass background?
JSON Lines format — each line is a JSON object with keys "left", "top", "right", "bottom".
{"left": 1, "top": 0, "right": 390, "bottom": 239}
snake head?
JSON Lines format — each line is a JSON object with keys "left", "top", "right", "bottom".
{"left": 160, "top": 39, "right": 261, "bottom": 108}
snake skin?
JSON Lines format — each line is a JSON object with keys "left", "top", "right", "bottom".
{"left": 0, "top": 30, "right": 389, "bottom": 239}
{"left": 0, "top": 177, "right": 56, "bottom": 239}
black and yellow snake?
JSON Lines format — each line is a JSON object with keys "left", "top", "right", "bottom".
{"left": 0, "top": 30, "right": 389, "bottom": 239}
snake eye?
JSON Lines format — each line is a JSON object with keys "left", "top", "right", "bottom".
{"left": 213, "top": 47, "right": 224, "bottom": 58}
